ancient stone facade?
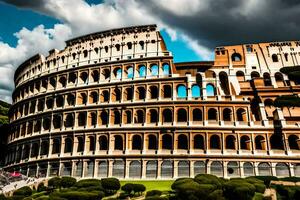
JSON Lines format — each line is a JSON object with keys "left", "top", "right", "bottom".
{"left": 4, "top": 25, "right": 300, "bottom": 179}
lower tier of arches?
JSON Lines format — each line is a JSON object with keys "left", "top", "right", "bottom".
{"left": 4, "top": 158, "right": 300, "bottom": 179}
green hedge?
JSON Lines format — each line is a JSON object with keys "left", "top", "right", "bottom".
{"left": 13, "top": 186, "right": 32, "bottom": 197}
{"left": 74, "top": 179, "right": 102, "bottom": 188}
{"left": 50, "top": 191, "right": 104, "bottom": 200}
{"left": 223, "top": 180, "right": 256, "bottom": 200}
{"left": 48, "top": 177, "right": 62, "bottom": 189}
{"left": 101, "top": 178, "right": 120, "bottom": 195}
{"left": 61, "top": 177, "right": 77, "bottom": 188}
{"left": 146, "top": 190, "right": 163, "bottom": 197}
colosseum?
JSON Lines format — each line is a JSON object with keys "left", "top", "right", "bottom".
{"left": 3, "top": 24, "right": 300, "bottom": 179}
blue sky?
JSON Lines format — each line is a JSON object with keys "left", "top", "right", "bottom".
{"left": 0, "top": 1, "right": 200, "bottom": 63}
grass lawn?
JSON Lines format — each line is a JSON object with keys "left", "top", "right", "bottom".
{"left": 120, "top": 180, "right": 173, "bottom": 191}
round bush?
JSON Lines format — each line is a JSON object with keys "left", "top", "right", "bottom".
{"left": 101, "top": 178, "right": 120, "bottom": 194}
{"left": 37, "top": 182, "right": 47, "bottom": 192}
{"left": 74, "top": 179, "right": 102, "bottom": 188}
{"left": 51, "top": 191, "right": 104, "bottom": 200}
{"left": 121, "top": 183, "right": 134, "bottom": 194}
{"left": 146, "top": 190, "right": 162, "bottom": 197}
{"left": 194, "top": 174, "right": 222, "bottom": 188}
{"left": 207, "top": 189, "right": 225, "bottom": 200}
{"left": 48, "top": 177, "right": 62, "bottom": 189}
{"left": 132, "top": 184, "right": 146, "bottom": 194}
{"left": 13, "top": 186, "right": 33, "bottom": 197}
{"left": 61, "top": 177, "right": 77, "bottom": 188}
{"left": 223, "top": 180, "right": 256, "bottom": 200}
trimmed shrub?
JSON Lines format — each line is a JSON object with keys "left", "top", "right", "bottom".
{"left": 37, "top": 182, "right": 47, "bottom": 192}
{"left": 207, "top": 189, "right": 225, "bottom": 200}
{"left": 61, "top": 177, "right": 77, "bottom": 188}
{"left": 13, "top": 186, "right": 32, "bottom": 197}
{"left": 50, "top": 191, "right": 104, "bottom": 200}
{"left": 194, "top": 174, "right": 223, "bottom": 188}
{"left": 223, "top": 180, "right": 256, "bottom": 200}
{"left": 132, "top": 184, "right": 146, "bottom": 195}
{"left": 146, "top": 190, "right": 162, "bottom": 197}
{"left": 101, "top": 178, "right": 120, "bottom": 195}
{"left": 35, "top": 196, "right": 50, "bottom": 200}
{"left": 145, "top": 197, "right": 168, "bottom": 200}
{"left": 279, "top": 177, "right": 300, "bottom": 182}
{"left": 74, "top": 179, "right": 102, "bottom": 188}
{"left": 121, "top": 183, "right": 134, "bottom": 194}
{"left": 48, "top": 177, "right": 62, "bottom": 189}
{"left": 31, "top": 191, "right": 48, "bottom": 199}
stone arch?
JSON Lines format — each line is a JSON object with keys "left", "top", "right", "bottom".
{"left": 56, "top": 95, "right": 64, "bottom": 107}
{"left": 240, "top": 135, "right": 250, "bottom": 150}
{"left": 89, "top": 91, "right": 98, "bottom": 104}
{"left": 124, "top": 87, "right": 133, "bottom": 101}
{"left": 138, "top": 65, "right": 146, "bottom": 77}
{"left": 210, "top": 135, "right": 221, "bottom": 149}
{"left": 270, "top": 134, "right": 284, "bottom": 150}
{"left": 237, "top": 108, "right": 247, "bottom": 121}
{"left": 148, "top": 134, "right": 157, "bottom": 150}
{"left": 236, "top": 71, "right": 245, "bottom": 81}
{"left": 226, "top": 135, "right": 236, "bottom": 149}
{"left": 58, "top": 76, "right": 67, "bottom": 88}
{"left": 98, "top": 161, "right": 108, "bottom": 177}
{"left": 219, "top": 71, "right": 230, "bottom": 95}
{"left": 132, "top": 135, "right": 142, "bottom": 150}
{"left": 211, "top": 161, "right": 223, "bottom": 177}
{"left": 46, "top": 97, "right": 53, "bottom": 109}
{"left": 100, "top": 110, "right": 108, "bottom": 125}
{"left": 150, "top": 85, "right": 158, "bottom": 99}
{"left": 223, "top": 108, "right": 232, "bottom": 121}
{"left": 146, "top": 161, "right": 157, "bottom": 178}
{"left": 191, "top": 84, "right": 201, "bottom": 98}
{"left": 75, "top": 161, "right": 83, "bottom": 177}
{"left": 40, "top": 140, "right": 49, "bottom": 155}
{"left": 178, "top": 134, "right": 188, "bottom": 149}
{"left": 101, "top": 90, "right": 109, "bottom": 102}
{"left": 77, "top": 137, "right": 84, "bottom": 152}
{"left": 31, "top": 143, "right": 39, "bottom": 157}
{"left": 91, "top": 70, "right": 99, "bottom": 82}
{"left": 52, "top": 138, "right": 61, "bottom": 154}
{"left": 208, "top": 108, "right": 218, "bottom": 120}
{"left": 77, "top": 112, "right": 87, "bottom": 127}
{"left": 243, "top": 162, "right": 254, "bottom": 177}
{"left": 137, "top": 86, "right": 146, "bottom": 100}
{"left": 177, "top": 85, "right": 187, "bottom": 98}
{"left": 193, "top": 108, "right": 203, "bottom": 121}
{"left": 163, "top": 85, "right": 172, "bottom": 98}
{"left": 231, "top": 53, "right": 242, "bottom": 62}
{"left": 258, "top": 162, "right": 271, "bottom": 176}
{"left": 162, "top": 134, "right": 173, "bottom": 149}
{"left": 88, "top": 136, "right": 95, "bottom": 151}
{"left": 113, "top": 110, "right": 121, "bottom": 124}
{"left": 149, "top": 109, "right": 158, "bottom": 123}
{"left": 194, "top": 134, "right": 204, "bottom": 149}
{"left": 150, "top": 64, "right": 159, "bottom": 76}
{"left": 112, "top": 87, "right": 121, "bottom": 102}
{"left": 99, "top": 135, "right": 108, "bottom": 150}
{"left": 78, "top": 92, "right": 87, "bottom": 105}
{"left": 114, "top": 135, "right": 123, "bottom": 150}
{"left": 177, "top": 108, "right": 187, "bottom": 122}
{"left": 255, "top": 135, "right": 265, "bottom": 150}
{"left": 275, "top": 72, "right": 285, "bottom": 87}
{"left": 67, "top": 93, "right": 75, "bottom": 106}
{"left": 161, "top": 160, "right": 173, "bottom": 178}
{"left": 178, "top": 161, "right": 190, "bottom": 177}
{"left": 43, "top": 117, "right": 51, "bottom": 130}
{"left": 80, "top": 71, "right": 88, "bottom": 84}
{"left": 129, "top": 161, "right": 142, "bottom": 178}
{"left": 162, "top": 108, "right": 173, "bottom": 123}
{"left": 163, "top": 63, "right": 170, "bottom": 75}
{"left": 263, "top": 72, "right": 272, "bottom": 86}
{"left": 124, "top": 110, "right": 132, "bottom": 124}
{"left": 272, "top": 54, "right": 278, "bottom": 62}
{"left": 64, "top": 137, "right": 73, "bottom": 153}
{"left": 112, "top": 160, "right": 125, "bottom": 178}
{"left": 89, "top": 112, "right": 97, "bottom": 126}
{"left": 275, "top": 163, "right": 290, "bottom": 177}
{"left": 227, "top": 161, "right": 239, "bottom": 177}
{"left": 194, "top": 161, "right": 206, "bottom": 175}
{"left": 102, "top": 68, "right": 110, "bottom": 80}
{"left": 251, "top": 71, "right": 260, "bottom": 79}
{"left": 288, "top": 135, "right": 299, "bottom": 150}
{"left": 206, "top": 84, "right": 216, "bottom": 96}
{"left": 113, "top": 67, "right": 122, "bottom": 79}
{"left": 135, "top": 109, "right": 145, "bottom": 123}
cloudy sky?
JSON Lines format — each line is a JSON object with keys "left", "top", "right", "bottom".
{"left": 0, "top": 0, "right": 299, "bottom": 103}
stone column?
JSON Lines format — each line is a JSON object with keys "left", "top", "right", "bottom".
{"left": 108, "top": 159, "right": 114, "bottom": 177}
{"left": 173, "top": 160, "right": 178, "bottom": 179}
{"left": 157, "top": 160, "right": 162, "bottom": 179}
{"left": 142, "top": 160, "right": 147, "bottom": 179}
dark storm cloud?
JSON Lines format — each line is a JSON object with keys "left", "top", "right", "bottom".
{"left": 142, "top": 0, "right": 300, "bottom": 48}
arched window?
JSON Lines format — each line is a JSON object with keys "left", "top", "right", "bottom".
{"left": 211, "top": 161, "right": 223, "bottom": 177}
{"left": 258, "top": 162, "right": 271, "bottom": 176}
{"left": 178, "top": 161, "right": 190, "bottom": 177}
{"left": 275, "top": 163, "right": 290, "bottom": 177}
{"left": 115, "top": 68, "right": 122, "bottom": 79}
{"left": 53, "top": 115, "right": 62, "bottom": 129}
{"left": 275, "top": 72, "right": 285, "bottom": 87}
{"left": 226, "top": 135, "right": 236, "bottom": 149}
{"left": 163, "top": 85, "right": 172, "bottom": 98}
{"left": 132, "top": 135, "right": 142, "bottom": 150}
{"left": 240, "top": 135, "right": 250, "bottom": 150}
{"left": 237, "top": 108, "right": 247, "bottom": 122}
{"left": 65, "top": 113, "right": 74, "bottom": 128}
{"left": 272, "top": 54, "right": 278, "bottom": 62}
{"left": 80, "top": 72, "right": 88, "bottom": 84}
{"left": 99, "top": 110, "right": 108, "bottom": 125}
{"left": 115, "top": 44, "right": 120, "bottom": 51}
{"left": 163, "top": 109, "right": 172, "bottom": 123}
{"left": 102, "top": 69, "right": 110, "bottom": 80}
{"left": 270, "top": 134, "right": 284, "bottom": 150}
{"left": 112, "top": 160, "right": 125, "bottom": 178}
{"left": 52, "top": 138, "right": 61, "bottom": 154}
{"left": 178, "top": 134, "right": 188, "bottom": 149}
{"left": 161, "top": 160, "right": 173, "bottom": 178}
{"left": 177, "top": 85, "right": 187, "bottom": 98}
{"left": 288, "top": 135, "right": 299, "bottom": 150}
{"left": 192, "top": 109, "right": 202, "bottom": 121}
{"left": 162, "top": 134, "right": 173, "bottom": 149}
{"left": 31, "top": 143, "right": 39, "bottom": 157}
{"left": 99, "top": 135, "right": 108, "bottom": 150}
{"left": 78, "top": 112, "right": 87, "bottom": 127}
{"left": 163, "top": 63, "right": 170, "bottom": 76}
{"left": 149, "top": 109, "right": 158, "bottom": 123}
{"left": 43, "top": 117, "right": 51, "bottom": 130}
{"left": 137, "top": 87, "right": 146, "bottom": 100}
{"left": 138, "top": 65, "right": 146, "bottom": 77}
{"left": 77, "top": 137, "right": 84, "bottom": 152}
{"left": 251, "top": 71, "right": 260, "bottom": 79}
{"left": 223, "top": 108, "right": 232, "bottom": 121}
{"left": 263, "top": 73, "right": 272, "bottom": 86}
{"left": 125, "top": 88, "right": 133, "bottom": 101}
{"left": 91, "top": 70, "right": 99, "bottom": 82}
{"left": 135, "top": 110, "right": 145, "bottom": 123}
{"left": 64, "top": 138, "right": 73, "bottom": 153}
{"left": 112, "top": 88, "right": 121, "bottom": 102}
{"left": 46, "top": 98, "right": 54, "bottom": 109}
{"left": 127, "top": 66, "right": 134, "bottom": 78}
{"left": 79, "top": 93, "right": 87, "bottom": 105}
{"left": 194, "top": 161, "right": 206, "bottom": 175}
{"left": 177, "top": 108, "right": 187, "bottom": 122}
{"left": 56, "top": 95, "right": 64, "bottom": 107}
{"left": 101, "top": 90, "right": 109, "bottom": 102}
{"left": 113, "top": 110, "right": 121, "bottom": 124}
{"left": 67, "top": 93, "right": 75, "bottom": 106}
{"left": 98, "top": 161, "right": 108, "bottom": 177}
{"left": 210, "top": 135, "right": 220, "bottom": 149}
{"left": 191, "top": 85, "right": 201, "bottom": 98}
{"left": 58, "top": 76, "right": 67, "bottom": 88}
{"left": 206, "top": 84, "right": 215, "bottom": 96}
{"left": 124, "top": 110, "right": 132, "bottom": 124}
{"left": 227, "top": 161, "right": 239, "bottom": 177}
{"left": 194, "top": 135, "right": 204, "bottom": 149}
{"left": 114, "top": 135, "right": 123, "bottom": 150}
{"left": 236, "top": 71, "right": 245, "bottom": 81}
{"left": 255, "top": 135, "right": 265, "bottom": 150}
{"left": 231, "top": 53, "right": 242, "bottom": 62}
{"left": 89, "top": 112, "right": 97, "bottom": 126}
{"left": 148, "top": 135, "right": 157, "bottom": 150}
{"left": 208, "top": 108, "right": 218, "bottom": 120}
{"left": 129, "top": 161, "right": 142, "bottom": 178}
{"left": 150, "top": 64, "right": 158, "bottom": 76}
{"left": 150, "top": 86, "right": 158, "bottom": 99}
{"left": 146, "top": 161, "right": 157, "bottom": 178}
{"left": 89, "top": 91, "right": 98, "bottom": 104}
{"left": 243, "top": 162, "right": 254, "bottom": 177}
{"left": 40, "top": 141, "right": 49, "bottom": 155}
